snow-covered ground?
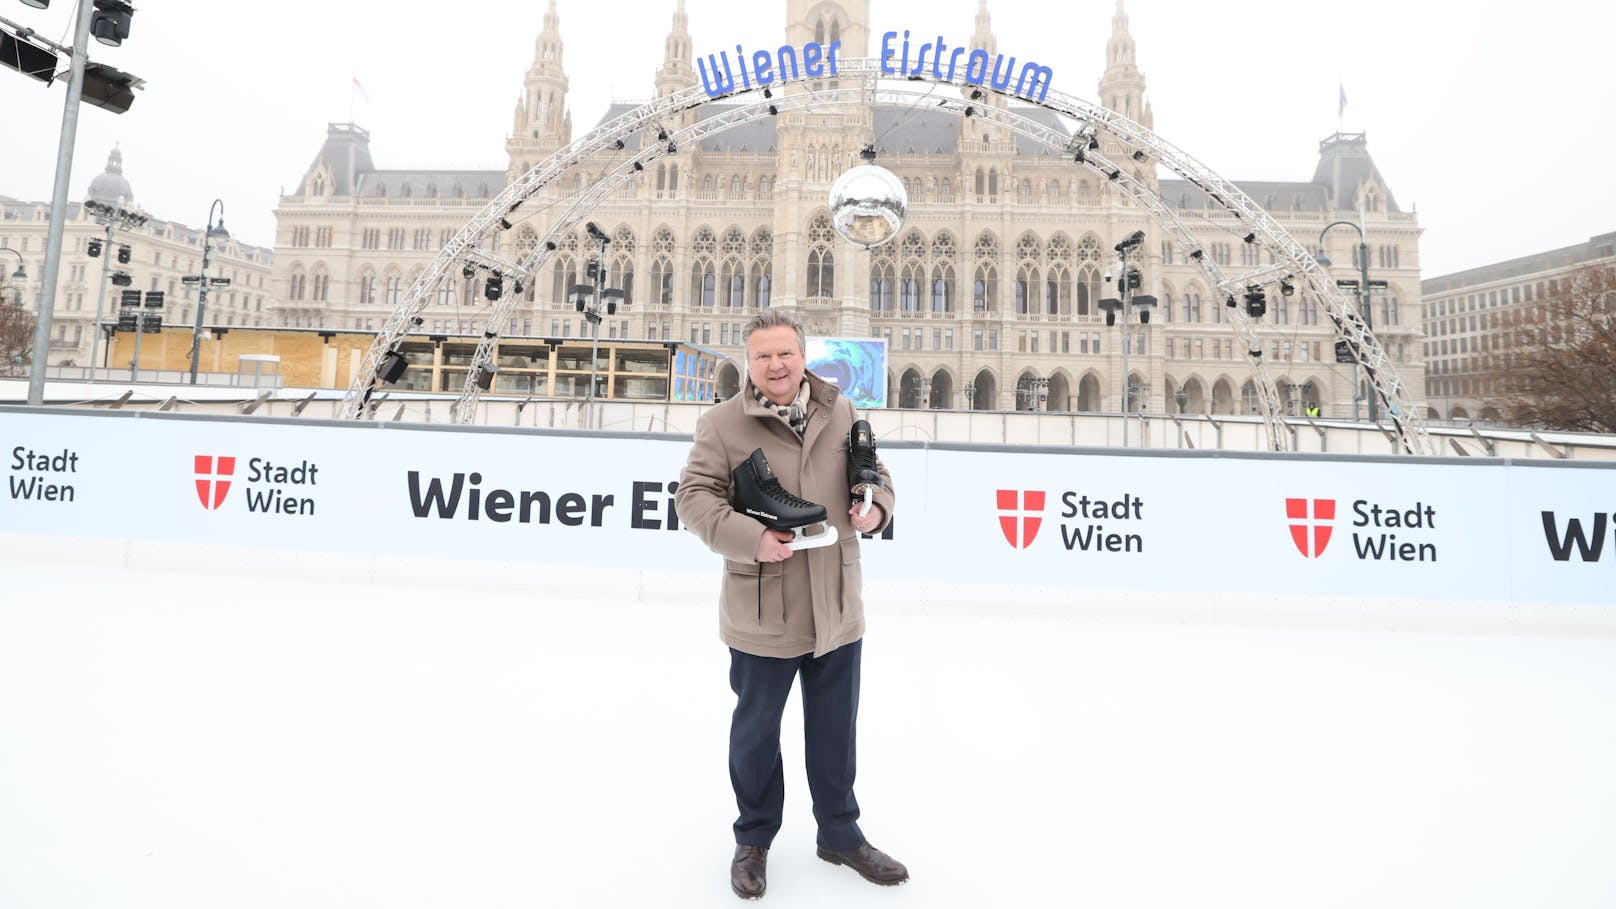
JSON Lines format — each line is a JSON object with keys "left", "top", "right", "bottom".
{"left": 3, "top": 551, "right": 1614, "bottom": 908}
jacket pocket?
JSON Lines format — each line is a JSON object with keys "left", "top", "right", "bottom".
{"left": 836, "top": 537, "right": 864, "bottom": 624}
{"left": 723, "top": 559, "right": 786, "bottom": 635}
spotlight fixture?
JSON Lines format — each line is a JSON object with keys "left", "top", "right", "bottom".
{"left": 1226, "top": 294, "right": 1237, "bottom": 308}
{"left": 116, "top": 244, "right": 131, "bottom": 263}
{"left": 410, "top": 316, "right": 425, "bottom": 327}
{"left": 462, "top": 264, "right": 476, "bottom": 278}
{"left": 379, "top": 350, "right": 409, "bottom": 384}
{"left": 512, "top": 280, "right": 524, "bottom": 296}
{"left": 964, "top": 106, "right": 975, "bottom": 117}
{"left": 1249, "top": 347, "right": 1262, "bottom": 359}
{"left": 969, "top": 89, "right": 983, "bottom": 100}
{"left": 657, "top": 127, "right": 668, "bottom": 141}
{"left": 1279, "top": 277, "right": 1295, "bottom": 297}
{"left": 1242, "top": 232, "right": 1257, "bottom": 244}
{"left": 545, "top": 240, "right": 557, "bottom": 251}
{"left": 110, "top": 271, "right": 132, "bottom": 286}
{"left": 666, "top": 141, "right": 678, "bottom": 155}
{"left": 613, "top": 139, "right": 625, "bottom": 150}
{"left": 1131, "top": 149, "right": 1146, "bottom": 161}
{"left": 632, "top": 161, "right": 644, "bottom": 171}
{"left": 1189, "top": 249, "right": 1204, "bottom": 260}
{"left": 90, "top": 0, "right": 134, "bottom": 48}
{"left": 1098, "top": 297, "right": 1121, "bottom": 326}
{"left": 1107, "top": 169, "right": 1121, "bottom": 181}
{"left": 507, "top": 199, "right": 523, "bottom": 212}
{"left": 1243, "top": 287, "right": 1266, "bottom": 318}
{"left": 763, "top": 86, "right": 772, "bottom": 99}
{"left": 1073, "top": 149, "right": 1086, "bottom": 164}
{"left": 585, "top": 221, "right": 608, "bottom": 242}
{"left": 485, "top": 275, "right": 504, "bottom": 301}
{"left": 768, "top": 105, "right": 778, "bottom": 116}
{"left": 1088, "top": 136, "right": 1100, "bottom": 150}
{"left": 87, "top": 238, "right": 103, "bottom": 257}
{"left": 498, "top": 217, "right": 512, "bottom": 230}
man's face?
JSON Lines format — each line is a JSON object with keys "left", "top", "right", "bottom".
{"left": 746, "top": 325, "right": 805, "bottom": 406}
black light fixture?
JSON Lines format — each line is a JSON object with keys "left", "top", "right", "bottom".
{"left": 603, "top": 287, "right": 624, "bottom": 316}
{"left": 87, "top": 238, "right": 103, "bottom": 258}
{"left": 0, "top": 25, "right": 58, "bottom": 84}
{"left": 964, "top": 106, "right": 975, "bottom": 117}
{"left": 1098, "top": 296, "right": 1121, "bottom": 326}
{"left": 485, "top": 274, "right": 504, "bottom": 301}
{"left": 970, "top": 88, "right": 983, "bottom": 100}
{"left": 19, "top": 0, "right": 52, "bottom": 9}
{"left": 462, "top": 263, "right": 476, "bottom": 278}
{"left": 1131, "top": 149, "right": 1146, "bottom": 161}
{"left": 1243, "top": 287, "right": 1267, "bottom": 318}
{"left": 1189, "top": 249, "right": 1204, "bottom": 260}
{"left": 1088, "top": 136, "right": 1100, "bottom": 150}
{"left": 666, "top": 141, "right": 677, "bottom": 155}
{"left": 656, "top": 127, "right": 668, "bottom": 141}
{"left": 90, "top": 0, "right": 134, "bottom": 47}
{"left": 110, "top": 270, "right": 132, "bottom": 286}
{"left": 498, "top": 217, "right": 512, "bottom": 230}
{"left": 768, "top": 104, "right": 778, "bottom": 116}
{"left": 379, "top": 350, "right": 409, "bottom": 384}
{"left": 116, "top": 244, "right": 131, "bottom": 263}
{"left": 1133, "top": 294, "right": 1157, "bottom": 324}
{"left": 1279, "top": 277, "right": 1295, "bottom": 296}
{"left": 1073, "top": 149, "right": 1086, "bottom": 164}
{"left": 1225, "top": 293, "right": 1237, "bottom": 308}
{"left": 1242, "top": 232, "right": 1257, "bottom": 244}
{"left": 511, "top": 280, "right": 524, "bottom": 297}
{"left": 1107, "top": 168, "right": 1121, "bottom": 181}
{"left": 632, "top": 161, "right": 644, "bottom": 171}
{"left": 762, "top": 86, "right": 772, "bottom": 99}
{"left": 475, "top": 363, "right": 498, "bottom": 391}
{"left": 613, "top": 139, "right": 625, "bottom": 149}
{"left": 545, "top": 240, "right": 557, "bottom": 251}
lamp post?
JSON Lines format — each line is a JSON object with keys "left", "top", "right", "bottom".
{"left": 1316, "top": 220, "right": 1383, "bottom": 422}
{"left": 963, "top": 380, "right": 975, "bottom": 411}
{"left": 570, "top": 221, "right": 625, "bottom": 429}
{"left": 1174, "top": 384, "right": 1187, "bottom": 414}
{"left": 82, "top": 199, "right": 146, "bottom": 382}
{"left": 0, "top": 247, "right": 25, "bottom": 298}
{"left": 185, "top": 199, "right": 229, "bottom": 384}
{"left": 1099, "top": 231, "right": 1156, "bottom": 447}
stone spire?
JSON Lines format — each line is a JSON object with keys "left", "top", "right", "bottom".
{"left": 1098, "top": 0, "right": 1151, "bottom": 129}
{"left": 655, "top": 0, "right": 696, "bottom": 98}
{"left": 507, "top": 0, "right": 572, "bottom": 177}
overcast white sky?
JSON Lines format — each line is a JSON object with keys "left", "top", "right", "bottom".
{"left": 5, "top": 0, "right": 1612, "bottom": 277}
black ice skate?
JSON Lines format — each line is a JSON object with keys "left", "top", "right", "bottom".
{"left": 732, "top": 448, "right": 839, "bottom": 551}
{"left": 847, "top": 419, "right": 885, "bottom": 518}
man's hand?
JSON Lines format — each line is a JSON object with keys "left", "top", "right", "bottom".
{"left": 754, "top": 528, "right": 796, "bottom": 562}
{"left": 848, "top": 503, "right": 885, "bottom": 536}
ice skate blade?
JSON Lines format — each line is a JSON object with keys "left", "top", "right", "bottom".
{"left": 787, "top": 523, "right": 839, "bottom": 551}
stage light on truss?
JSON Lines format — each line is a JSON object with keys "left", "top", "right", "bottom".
{"left": 1280, "top": 277, "right": 1295, "bottom": 296}
{"left": 1242, "top": 232, "right": 1257, "bottom": 244}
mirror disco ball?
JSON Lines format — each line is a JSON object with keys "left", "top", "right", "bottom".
{"left": 828, "top": 164, "right": 908, "bottom": 249}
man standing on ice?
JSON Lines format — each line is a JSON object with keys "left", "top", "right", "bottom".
{"left": 675, "top": 309, "right": 906, "bottom": 900}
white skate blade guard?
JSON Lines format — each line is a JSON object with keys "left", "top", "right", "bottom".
{"left": 787, "top": 522, "right": 839, "bottom": 550}
{"left": 856, "top": 486, "right": 874, "bottom": 518}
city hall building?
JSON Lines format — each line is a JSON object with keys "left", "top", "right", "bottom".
{"left": 272, "top": 0, "right": 1425, "bottom": 415}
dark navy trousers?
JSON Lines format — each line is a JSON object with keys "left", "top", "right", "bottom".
{"left": 728, "top": 640, "right": 864, "bottom": 851}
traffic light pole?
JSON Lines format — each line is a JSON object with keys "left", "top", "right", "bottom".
{"left": 26, "top": 0, "right": 95, "bottom": 405}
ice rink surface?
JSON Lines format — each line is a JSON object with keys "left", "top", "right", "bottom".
{"left": 4, "top": 553, "right": 1615, "bottom": 908}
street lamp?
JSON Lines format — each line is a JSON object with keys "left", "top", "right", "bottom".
{"left": 1174, "top": 384, "right": 1187, "bottom": 414}
{"left": 1316, "top": 220, "right": 1388, "bottom": 422}
{"left": 185, "top": 199, "right": 229, "bottom": 384}
{"left": 1098, "top": 230, "right": 1157, "bottom": 447}
{"left": 0, "top": 247, "right": 26, "bottom": 292}
{"left": 83, "top": 198, "right": 146, "bottom": 382}
{"left": 568, "top": 221, "right": 626, "bottom": 427}
{"left": 963, "top": 380, "right": 975, "bottom": 411}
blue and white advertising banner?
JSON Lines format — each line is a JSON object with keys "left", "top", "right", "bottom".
{"left": 2, "top": 409, "right": 1612, "bottom": 608}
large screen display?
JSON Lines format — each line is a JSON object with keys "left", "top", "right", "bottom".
{"left": 806, "top": 337, "right": 887, "bottom": 409}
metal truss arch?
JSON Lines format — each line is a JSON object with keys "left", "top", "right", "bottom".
{"left": 344, "top": 59, "right": 1428, "bottom": 455}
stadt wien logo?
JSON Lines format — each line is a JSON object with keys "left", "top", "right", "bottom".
{"left": 195, "top": 455, "right": 236, "bottom": 510}
{"left": 996, "top": 489, "right": 1046, "bottom": 549}
{"left": 1286, "top": 497, "right": 1335, "bottom": 558}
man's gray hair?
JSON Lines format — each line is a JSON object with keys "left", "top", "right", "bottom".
{"left": 741, "top": 309, "right": 806, "bottom": 352}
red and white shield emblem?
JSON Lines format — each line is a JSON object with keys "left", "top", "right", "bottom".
{"left": 1285, "top": 497, "right": 1335, "bottom": 558}
{"left": 195, "top": 455, "right": 236, "bottom": 510}
{"left": 997, "top": 490, "right": 1046, "bottom": 549}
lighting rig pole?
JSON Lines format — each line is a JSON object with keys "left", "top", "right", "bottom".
{"left": 83, "top": 199, "right": 145, "bottom": 381}
{"left": 1317, "top": 219, "right": 1387, "bottom": 422}
{"left": 184, "top": 200, "right": 230, "bottom": 384}
{"left": 570, "top": 221, "right": 624, "bottom": 429}
{"left": 1100, "top": 230, "right": 1156, "bottom": 447}
{"left": 12, "top": 0, "right": 141, "bottom": 404}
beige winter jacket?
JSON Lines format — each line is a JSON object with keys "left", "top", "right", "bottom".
{"left": 675, "top": 371, "right": 895, "bottom": 658}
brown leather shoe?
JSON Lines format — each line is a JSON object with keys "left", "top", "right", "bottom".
{"left": 816, "top": 842, "right": 909, "bottom": 885}
{"left": 731, "top": 844, "right": 768, "bottom": 900}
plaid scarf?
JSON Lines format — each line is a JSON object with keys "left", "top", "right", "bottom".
{"left": 754, "top": 381, "right": 810, "bottom": 439}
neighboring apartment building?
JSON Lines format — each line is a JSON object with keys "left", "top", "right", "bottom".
{"left": 1420, "top": 231, "right": 1616, "bottom": 422}
{"left": 0, "top": 147, "right": 275, "bottom": 371}
{"left": 271, "top": 0, "right": 1425, "bottom": 416}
